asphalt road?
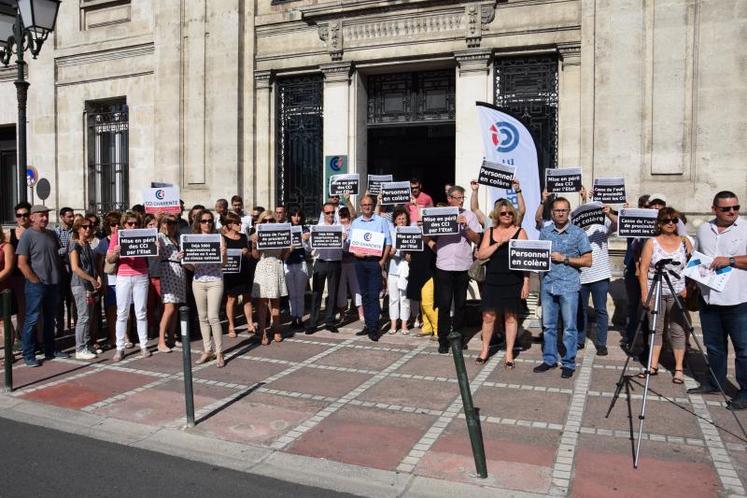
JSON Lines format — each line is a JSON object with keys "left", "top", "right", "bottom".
{"left": 0, "top": 417, "right": 357, "bottom": 498}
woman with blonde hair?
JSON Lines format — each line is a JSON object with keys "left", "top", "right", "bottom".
{"left": 476, "top": 199, "right": 529, "bottom": 368}
{"left": 251, "top": 212, "right": 289, "bottom": 345}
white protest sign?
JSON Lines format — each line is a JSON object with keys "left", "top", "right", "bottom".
{"left": 508, "top": 239, "right": 552, "bottom": 272}
{"left": 143, "top": 186, "right": 181, "bottom": 215}
{"left": 683, "top": 251, "right": 733, "bottom": 292}
{"left": 349, "top": 228, "right": 385, "bottom": 257}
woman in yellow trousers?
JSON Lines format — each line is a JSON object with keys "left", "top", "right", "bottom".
{"left": 405, "top": 249, "right": 437, "bottom": 337}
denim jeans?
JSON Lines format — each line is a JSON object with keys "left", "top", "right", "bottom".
{"left": 354, "top": 259, "right": 383, "bottom": 332}
{"left": 577, "top": 278, "right": 610, "bottom": 348}
{"left": 541, "top": 284, "right": 579, "bottom": 369}
{"left": 71, "top": 285, "right": 94, "bottom": 353}
{"left": 699, "top": 300, "right": 747, "bottom": 400}
{"left": 22, "top": 282, "right": 59, "bottom": 362}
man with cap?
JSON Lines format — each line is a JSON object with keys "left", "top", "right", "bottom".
{"left": 16, "top": 205, "right": 70, "bottom": 367}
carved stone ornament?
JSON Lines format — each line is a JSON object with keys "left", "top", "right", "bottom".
{"left": 318, "top": 20, "right": 344, "bottom": 61}
{"left": 465, "top": 1, "right": 499, "bottom": 48}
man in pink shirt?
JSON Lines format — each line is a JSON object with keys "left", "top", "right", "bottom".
{"left": 407, "top": 178, "right": 434, "bottom": 223}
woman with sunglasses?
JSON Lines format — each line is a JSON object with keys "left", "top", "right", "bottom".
{"left": 69, "top": 215, "right": 102, "bottom": 359}
{"left": 476, "top": 199, "right": 529, "bottom": 368}
{"left": 285, "top": 207, "right": 309, "bottom": 330}
{"left": 638, "top": 207, "right": 692, "bottom": 384}
{"left": 7, "top": 202, "right": 32, "bottom": 343}
{"left": 222, "top": 211, "right": 256, "bottom": 338}
{"left": 106, "top": 211, "right": 151, "bottom": 361}
{"left": 184, "top": 209, "right": 226, "bottom": 367}
{"left": 251, "top": 212, "right": 289, "bottom": 345}
{"left": 156, "top": 213, "right": 186, "bottom": 352}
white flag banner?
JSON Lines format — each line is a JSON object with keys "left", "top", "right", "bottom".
{"left": 476, "top": 102, "right": 541, "bottom": 240}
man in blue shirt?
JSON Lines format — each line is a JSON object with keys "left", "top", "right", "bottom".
{"left": 534, "top": 197, "right": 592, "bottom": 378}
{"left": 350, "top": 195, "right": 392, "bottom": 341}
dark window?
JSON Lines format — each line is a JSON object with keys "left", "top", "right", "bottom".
{"left": 86, "top": 100, "right": 129, "bottom": 214}
{"left": 495, "top": 55, "right": 559, "bottom": 185}
{"left": 275, "top": 75, "right": 324, "bottom": 219}
{"left": 0, "top": 125, "right": 17, "bottom": 225}
{"left": 368, "top": 70, "right": 455, "bottom": 125}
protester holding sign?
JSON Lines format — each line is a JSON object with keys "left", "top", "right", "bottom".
{"left": 285, "top": 208, "right": 309, "bottom": 331}
{"left": 637, "top": 206, "right": 692, "bottom": 384}
{"left": 476, "top": 199, "right": 529, "bottom": 368}
{"left": 156, "top": 214, "right": 186, "bottom": 353}
{"left": 106, "top": 211, "right": 151, "bottom": 362}
{"left": 351, "top": 195, "right": 392, "bottom": 341}
{"left": 337, "top": 208, "right": 364, "bottom": 322}
{"left": 305, "top": 203, "right": 343, "bottom": 334}
{"left": 251, "top": 212, "right": 290, "bottom": 345}
{"left": 221, "top": 212, "right": 257, "bottom": 337}
{"left": 426, "top": 186, "right": 483, "bottom": 354}
{"left": 534, "top": 198, "right": 592, "bottom": 379}
{"left": 386, "top": 208, "right": 413, "bottom": 335}
{"left": 470, "top": 178, "right": 526, "bottom": 229}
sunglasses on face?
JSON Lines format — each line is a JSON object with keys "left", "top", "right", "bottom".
{"left": 124, "top": 221, "right": 137, "bottom": 227}
{"left": 361, "top": 204, "right": 373, "bottom": 207}
{"left": 165, "top": 219, "right": 176, "bottom": 225}
{"left": 324, "top": 211, "right": 335, "bottom": 215}
{"left": 16, "top": 212, "right": 29, "bottom": 218}
{"left": 80, "top": 224, "right": 92, "bottom": 230}
{"left": 661, "top": 217, "right": 679, "bottom": 225}
{"left": 199, "top": 219, "right": 213, "bottom": 224}
{"left": 499, "top": 211, "right": 514, "bottom": 217}
{"left": 717, "top": 205, "right": 740, "bottom": 213}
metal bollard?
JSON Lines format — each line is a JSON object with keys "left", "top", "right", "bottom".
{"left": 448, "top": 331, "right": 488, "bottom": 478}
{"left": 179, "top": 306, "right": 195, "bottom": 427}
{"left": 3, "top": 290, "right": 12, "bottom": 393}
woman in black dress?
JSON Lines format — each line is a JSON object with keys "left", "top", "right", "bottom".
{"left": 476, "top": 199, "right": 529, "bottom": 368}
{"left": 222, "top": 212, "right": 257, "bottom": 337}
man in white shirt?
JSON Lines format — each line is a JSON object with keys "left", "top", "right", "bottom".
{"left": 687, "top": 191, "right": 747, "bottom": 410}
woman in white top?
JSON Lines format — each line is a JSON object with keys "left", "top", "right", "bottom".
{"left": 387, "top": 207, "right": 411, "bottom": 335}
{"left": 638, "top": 207, "right": 692, "bottom": 384}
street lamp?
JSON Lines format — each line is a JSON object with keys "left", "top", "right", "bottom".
{"left": 0, "top": 0, "right": 61, "bottom": 204}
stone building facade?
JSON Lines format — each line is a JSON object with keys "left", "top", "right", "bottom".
{"left": 0, "top": 0, "right": 745, "bottom": 226}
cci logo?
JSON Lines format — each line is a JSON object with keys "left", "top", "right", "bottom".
{"left": 329, "top": 156, "right": 344, "bottom": 171}
{"left": 489, "top": 121, "right": 520, "bottom": 153}
{"left": 363, "top": 232, "right": 372, "bottom": 242}
{"left": 155, "top": 189, "right": 165, "bottom": 200}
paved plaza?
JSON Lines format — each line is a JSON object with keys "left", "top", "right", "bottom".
{"left": 1, "top": 320, "right": 746, "bottom": 497}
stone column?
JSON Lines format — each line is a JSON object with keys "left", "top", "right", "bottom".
{"left": 558, "top": 43, "right": 582, "bottom": 172}
{"left": 254, "top": 70, "right": 273, "bottom": 208}
{"left": 455, "top": 49, "right": 492, "bottom": 211}
{"left": 321, "top": 61, "right": 353, "bottom": 172}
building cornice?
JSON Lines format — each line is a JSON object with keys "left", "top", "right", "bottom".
{"left": 55, "top": 42, "right": 154, "bottom": 68}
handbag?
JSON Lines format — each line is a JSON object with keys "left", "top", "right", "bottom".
{"left": 103, "top": 258, "right": 118, "bottom": 275}
{"left": 468, "top": 258, "right": 488, "bottom": 283}
{"left": 684, "top": 278, "right": 700, "bottom": 312}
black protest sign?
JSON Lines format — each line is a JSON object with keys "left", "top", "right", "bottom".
{"left": 395, "top": 226, "right": 424, "bottom": 251}
{"left": 181, "top": 234, "right": 222, "bottom": 264}
{"left": 367, "top": 174, "right": 392, "bottom": 195}
{"left": 310, "top": 225, "right": 344, "bottom": 249}
{"left": 617, "top": 208, "right": 658, "bottom": 238}
{"left": 546, "top": 168, "right": 582, "bottom": 193}
{"left": 119, "top": 228, "right": 158, "bottom": 257}
{"left": 291, "top": 225, "right": 304, "bottom": 248}
{"left": 329, "top": 174, "right": 359, "bottom": 196}
{"left": 256, "top": 222, "right": 292, "bottom": 249}
{"left": 478, "top": 160, "right": 516, "bottom": 189}
{"left": 380, "top": 181, "right": 411, "bottom": 205}
{"left": 571, "top": 202, "right": 606, "bottom": 230}
{"left": 592, "top": 177, "right": 626, "bottom": 204}
{"left": 223, "top": 249, "right": 242, "bottom": 274}
{"left": 508, "top": 240, "right": 552, "bottom": 272}
{"left": 421, "top": 207, "right": 459, "bottom": 236}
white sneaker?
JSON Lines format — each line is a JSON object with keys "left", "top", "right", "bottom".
{"left": 75, "top": 350, "right": 97, "bottom": 360}
{"left": 112, "top": 349, "right": 124, "bottom": 362}
{"left": 388, "top": 328, "right": 398, "bottom": 335}
{"left": 140, "top": 348, "right": 152, "bottom": 359}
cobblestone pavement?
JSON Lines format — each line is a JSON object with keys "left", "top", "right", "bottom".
{"left": 2, "top": 319, "right": 746, "bottom": 497}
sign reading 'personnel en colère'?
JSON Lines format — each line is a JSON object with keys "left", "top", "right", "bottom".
{"left": 571, "top": 202, "right": 606, "bottom": 230}
{"left": 478, "top": 160, "right": 516, "bottom": 189}
{"left": 380, "top": 181, "right": 411, "bottom": 205}
{"left": 508, "top": 239, "right": 552, "bottom": 272}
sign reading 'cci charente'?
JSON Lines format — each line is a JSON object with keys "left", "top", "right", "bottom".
{"left": 508, "top": 239, "right": 552, "bottom": 272}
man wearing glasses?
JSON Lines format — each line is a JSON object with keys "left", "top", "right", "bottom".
{"left": 534, "top": 197, "right": 592, "bottom": 379}
{"left": 16, "top": 205, "right": 70, "bottom": 367}
{"left": 352, "top": 195, "right": 391, "bottom": 341}
{"left": 305, "top": 203, "right": 343, "bottom": 334}
{"left": 426, "top": 185, "right": 482, "bottom": 354}
{"left": 688, "top": 191, "right": 747, "bottom": 410}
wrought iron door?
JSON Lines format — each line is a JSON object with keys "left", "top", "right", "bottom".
{"left": 275, "top": 75, "right": 324, "bottom": 218}
{"left": 495, "top": 55, "right": 558, "bottom": 185}
{"left": 368, "top": 70, "right": 455, "bottom": 125}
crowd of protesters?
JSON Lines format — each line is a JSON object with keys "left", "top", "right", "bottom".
{"left": 0, "top": 180, "right": 744, "bottom": 410}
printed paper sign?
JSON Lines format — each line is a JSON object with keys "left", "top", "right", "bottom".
{"left": 546, "top": 168, "right": 582, "bottom": 193}
{"left": 395, "top": 226, "right": 424, "bottom": 251}
{"left": 181, "top": 234, "right": 222, "bottom": 264}
{"left": 683, "top": 251, "right": 733, "bottom": 292}
{"left": 349, "top": 228, "right": 386, "bottom": 257}
{"left": 223, "top": 249, "right": 242, "bottom": 274}
{"left": 571, "top": 202, "right": 606, "bottom": 230}
{"left": 310, "top": 225, "right": 344, "bottom": 249}
{"left": 618, "top": 208, "right": 658, "bottom": 238}
{"left": 380, "top": 181, "right": 411, "bottom": 205}
{"left": 119, "top": 228, "right": 158, "bottom": 258}
{"left": 478, "top": 160, "right": 516, "bottom": 189}
{"left": 329, "top": 174, "right": 359, "bottom": 196}
{"left": 143, "top": 186, "right": 181, "bottom": 215}
{"left": 240, "top": 215, "right": 252, "bottom": 236}
{"left": 367, "top": 174, "right": 393, "bottom": 195}
{"left": 291, "top": 225, "right": 304, "bottom": 249}
{"left": 592, "top": 178, "right": 626, "bottom": 204}
{"left": 256, "top": 222, "right": 292, "bottom": 250}
{"left": 421, "top": 207, "right": 459, "bottom": 236}
{"left": 508, "top": 239, "right": 552, "bottom": 272}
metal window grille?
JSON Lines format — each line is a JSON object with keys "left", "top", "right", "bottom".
{"left": 86, "top": 101, "right": 129, "bottom": 214}
{"left": 368, "top": 70, "right": 455, "bottom": 125}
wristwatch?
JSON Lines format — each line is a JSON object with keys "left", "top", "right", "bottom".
{"left": 729, "top": 257, "right": 737, "bottom": 267}
{"left": 515, "top": 189, "right": 522, "bottom": 193}
{"left": 564, "top": 256, "right": 570, "bottom": 265}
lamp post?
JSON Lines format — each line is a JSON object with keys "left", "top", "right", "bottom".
{"left": 0, "top": 0, "right": 61, "bottom": 204}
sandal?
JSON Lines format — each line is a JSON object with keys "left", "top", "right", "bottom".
{"left": 672, "top": 369, "right": 685, "bottom": 384}
{"left": 260, "top": 331, "right": 270, "bottom": 346}
{"left": 475, "top": 355, "right": 488, "bottom": 365}
{"left": 228, "top": 327, "right": 237, "bottom": 338}
{"left": 273, "top": 332, "right": 283, "bottom": 343}
{"left": 637, "top": 367, "right": 658, "bottom": 379}
{"left": 504, "top": 361, "right": 515, "bottom": 370}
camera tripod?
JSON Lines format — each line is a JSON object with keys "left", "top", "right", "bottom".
{"left": 606, "top": 259, "right": 747, "bottom": 468}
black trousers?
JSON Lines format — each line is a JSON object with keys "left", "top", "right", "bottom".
{"left": 436, "top": 269, "right": 469, "bottom": 345}
{"left": 308, "top": 260, "right": 341, "bottom": 328}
